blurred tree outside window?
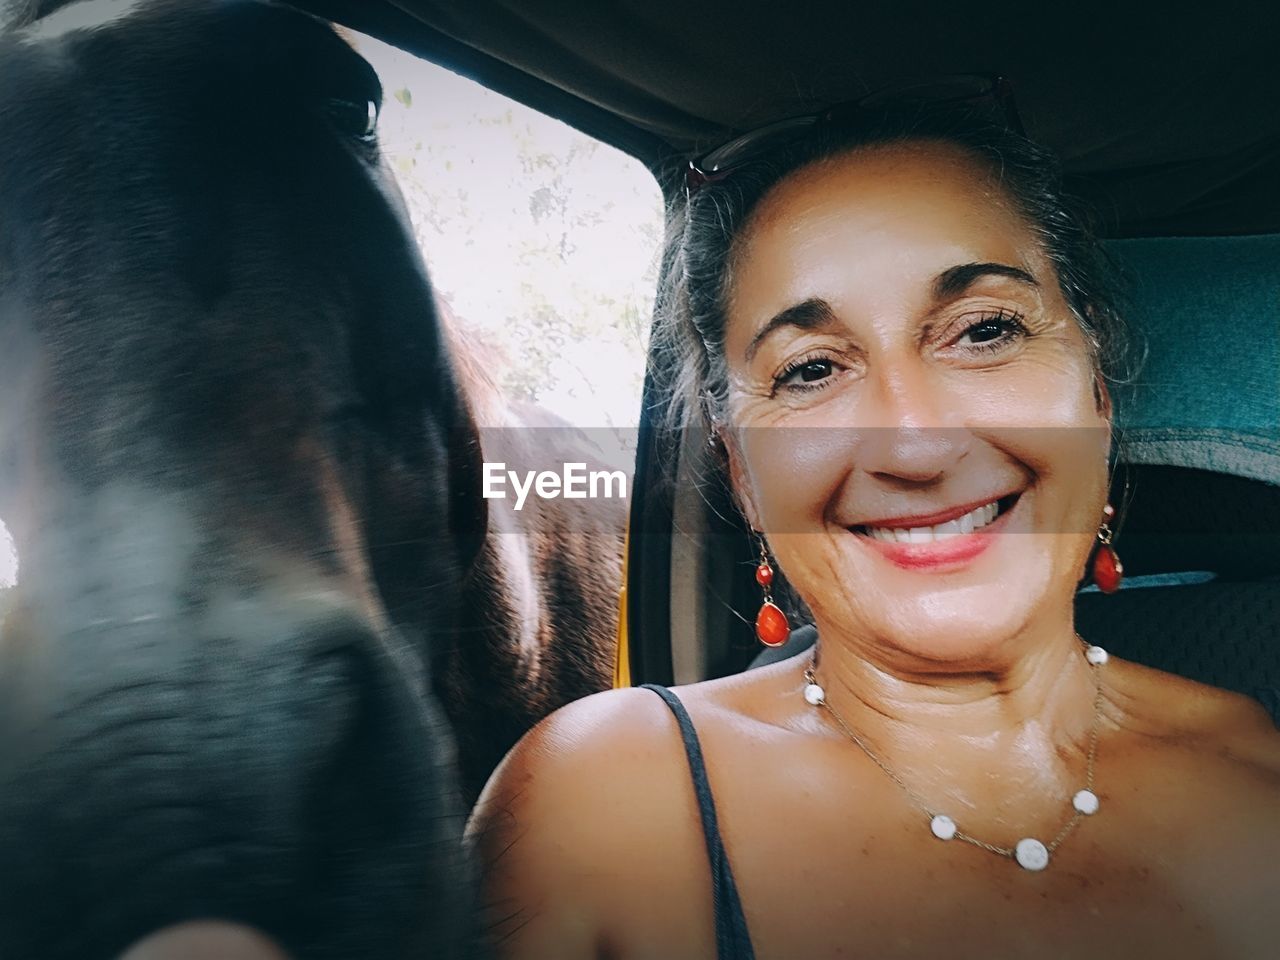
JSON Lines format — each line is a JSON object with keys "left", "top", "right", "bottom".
{"left": 350, "top": 34, "right": 663, "bottom": 435}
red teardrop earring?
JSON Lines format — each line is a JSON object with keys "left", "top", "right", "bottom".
{"left": 754, "top": 533, "right": 790, "bottom": 647}
{"left": 1091, "top": 503, "right": 1124, "bottom": 594}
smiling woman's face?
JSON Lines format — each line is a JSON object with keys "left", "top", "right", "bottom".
{"left": 723, "top": 140, "right": 1112, "bottom": 666}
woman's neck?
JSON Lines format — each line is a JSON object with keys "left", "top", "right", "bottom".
{"left": 806, "top": 620, "right": 1104, "bottom": 806}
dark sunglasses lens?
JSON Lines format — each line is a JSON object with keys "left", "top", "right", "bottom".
{"left": 697, "top": 115, "right": 819, "bottom": 175}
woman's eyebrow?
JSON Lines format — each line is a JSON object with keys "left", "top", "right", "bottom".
{"left": 745, "top": 297, "right": 837, "bottom": 361}
{"left": 933, "top": 262, "right": 1038, "bottom": 299}
{"left": 743, "top": 264, "right": 1036, "bottom": 361}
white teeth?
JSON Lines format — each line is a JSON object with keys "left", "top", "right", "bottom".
{"left": 864, "top": 499, "right": 1003, "bottom": 544}
{"left": 934, "top": 519, "right": 963, "bottom": 540}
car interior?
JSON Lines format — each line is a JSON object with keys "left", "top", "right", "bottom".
{"left": 297, "top": 0, "right": 1280, "bottom": 697}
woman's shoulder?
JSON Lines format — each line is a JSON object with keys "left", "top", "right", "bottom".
{"left": 469, "top": 687, "right": 677, "bottom": 832}
{"left": 475, "top": 663, "right": 798, "bottom": 801}
{"left": 1108, "top": 656, "right": 1280, "bottom": 775}
{"left": 465, "top": 683, "right": 734, "bottom": 957}
{"left": 482, "top": 684, "right": 703, "bottom": 780}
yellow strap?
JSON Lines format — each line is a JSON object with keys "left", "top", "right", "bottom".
{"left": 612, "top": 521, "right": 631, "bottom": 688}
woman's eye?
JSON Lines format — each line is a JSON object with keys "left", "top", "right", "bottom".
{"left": 776, "top": 357, "right": 837, "bottom": 391}
{"left": 796, "top": 360, "right": 832, "bottom": 382}
{"left": 954, "top": 312, "right": 1028, "bottom": 352}
{"left": 962, "top": 322, "right": 1005, "bottom": 343}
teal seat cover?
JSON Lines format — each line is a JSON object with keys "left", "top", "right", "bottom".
{"left": 1106, "top": 235, "right": 1280, "bottom": 484}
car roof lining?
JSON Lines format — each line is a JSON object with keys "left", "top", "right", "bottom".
{"left": 13, "top": 2, "right": 1277, "bottom": 232}
{"left": 301, "top": 0, "right": 1280, "bottom": 238}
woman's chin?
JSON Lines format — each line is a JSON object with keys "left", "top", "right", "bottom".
{"left": 863, "top": 596, "right": 1041, "bottom": 669}
{"left": 816, "top": 525, "right": 1071, "bottom": 667}
{"left": 848, "top": 572, "right": 1037, "bottom": 657}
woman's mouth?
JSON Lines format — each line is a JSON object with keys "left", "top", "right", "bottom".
{"left": 850, "top": 494, "right": 1020, "bottom": 569}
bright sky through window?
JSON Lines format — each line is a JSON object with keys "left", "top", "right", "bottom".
{"left": 349, "top": 33, "right": 663, "bottom": 432}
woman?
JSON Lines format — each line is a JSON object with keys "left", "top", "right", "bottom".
{"left": 467, "top": 95, "right": 1280, "bottom": 959}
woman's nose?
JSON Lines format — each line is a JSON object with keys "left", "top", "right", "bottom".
{"left": 856, "top": 357, "right": 972, "bottom": 481}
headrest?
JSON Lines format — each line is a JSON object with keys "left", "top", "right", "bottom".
{"left": 1099, "top": 235, "right": 1279, "bottom": 580}
{"left": 1104, "top": 235, "right": 1280, "bottom": 484}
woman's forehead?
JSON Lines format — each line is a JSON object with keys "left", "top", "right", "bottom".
{"left": 729, "top": 141, "right": 1045, "bottom": 319}
{"left": 748, "top": 140, "right": 1019, "bottom": 233}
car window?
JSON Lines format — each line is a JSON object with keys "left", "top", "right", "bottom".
{"left": 350, "top": 33, "right": 662, "bottom": 443}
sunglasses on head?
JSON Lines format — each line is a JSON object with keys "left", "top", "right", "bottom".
{"left": 685, "top": 74, "right": 1022, "bottom": 195}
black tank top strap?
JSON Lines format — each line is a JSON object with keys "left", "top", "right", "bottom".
{"left": 641, "top": 684, "right": 756, "bottom": 960}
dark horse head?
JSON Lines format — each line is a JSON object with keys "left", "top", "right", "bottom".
{"left": 0, "top": 1, "right": 494, "bottom": 955}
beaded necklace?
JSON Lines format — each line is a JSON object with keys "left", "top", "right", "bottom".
{"left": 801, "top": 640, "right": 1108, "bottom": 871}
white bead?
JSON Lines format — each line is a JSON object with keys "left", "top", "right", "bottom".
{"left": 1014, "top": 838, "right": 1050, "bottom": 871}
{"left": 930, "top": 814, "right": 957, "bottom": 840}
{"left": 1073, "top": 789, "right": 1100, "bottom": 815}
{"left": 1085, "top": 645, "right": 1109, "bottom": 665}
{"left": 803, "top": 683, "right": 825, "bottom": 705}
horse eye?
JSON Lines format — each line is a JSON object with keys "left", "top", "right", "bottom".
{"left": 326, "top": 97, "right": 378, "bottom": 141}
